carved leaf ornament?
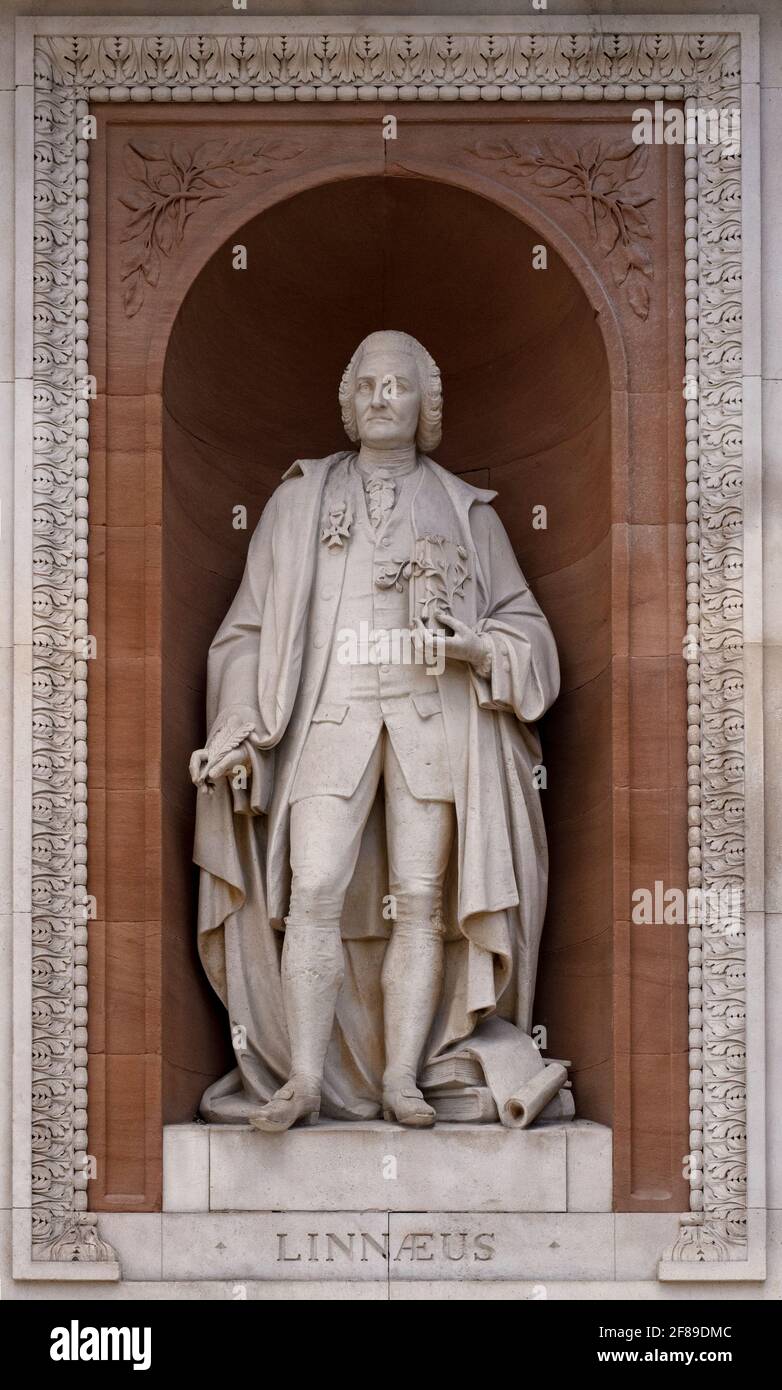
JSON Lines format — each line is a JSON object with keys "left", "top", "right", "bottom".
{"left": 473, "top": 137, "right": 654, "bottom": 319}
{"left": 119, "top": 137, "right": 303, "bottom": 315}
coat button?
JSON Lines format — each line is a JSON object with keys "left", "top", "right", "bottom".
{"left": 321, "top": 586, "right": 334, "bottom": 600}
{"left": 380, "top": 537, "right": 390, "bottom": 547}
{"left": 313, "top": 632, "right": 328, "bottom": 649}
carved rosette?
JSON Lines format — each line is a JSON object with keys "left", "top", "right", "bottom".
{"left": 29, "top": 29, "right": 746, "bottom": 1275}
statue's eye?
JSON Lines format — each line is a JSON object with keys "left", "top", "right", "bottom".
{"left": 357, "top": 381, "right": 371, "bottom": 393}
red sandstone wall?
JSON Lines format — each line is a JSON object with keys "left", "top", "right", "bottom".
{"left": 87, "top": 103, "right": 687, "bottom": 1212}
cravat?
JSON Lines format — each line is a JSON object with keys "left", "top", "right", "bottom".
{"left": 364, "top": 475, "right": 397, "bottom": 529}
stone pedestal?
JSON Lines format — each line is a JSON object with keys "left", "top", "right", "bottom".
{"left": 156, "top": 1120, "right": 612, "bottom": 1283}
{"left": 164, "top": 1119, "right": 611, "bottom": 1213}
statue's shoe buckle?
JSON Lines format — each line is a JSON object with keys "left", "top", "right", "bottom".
{"left": 382, "top": 1085, "right": 436, "bottom": 1128}
{"left": 249, "top": 1080, "right": 321, "bottom": 1134}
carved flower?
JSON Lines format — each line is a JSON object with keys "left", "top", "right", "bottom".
{"left": 376, "top": 536, "right": 472, "bottom": 622}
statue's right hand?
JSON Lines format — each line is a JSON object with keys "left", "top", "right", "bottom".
{"left": 189, "top": 747, "right": 211, "bottom": 788}
{"left": 190, "top": 708, "right": 259, "bottom": 791}
{"left": 189, "top": 740, "right": 252, "bottom": 790}
{"left": 203, "top": 740, "right": 252, "bottom": 783}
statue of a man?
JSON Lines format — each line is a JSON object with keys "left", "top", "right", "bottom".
{"left": 189, "top": 330, "right": 562, "bottom": 1133}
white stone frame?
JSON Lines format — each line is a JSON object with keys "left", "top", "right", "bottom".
{"left": 11, "top": 14, "right": 764, "bottom": 1284}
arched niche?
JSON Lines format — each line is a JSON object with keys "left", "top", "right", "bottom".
{"left": 87, "top": 103, "right": 687, "bottom": 1215}
{"left": 160, "top": 173, "right": 614, "bottom": 1127}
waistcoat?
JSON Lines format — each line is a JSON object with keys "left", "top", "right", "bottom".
{"left": 318, "top": 462, "right": 436, "bottom": 704}
{"left": 289, "top": 460, "right": 452, "bottom": 803}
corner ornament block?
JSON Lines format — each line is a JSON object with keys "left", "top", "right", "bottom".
{"left": 24, "top": 22, "right": 751, "bottom": 1284}
{"left": 664, "top": 1213, "right": 735, "bottom": 1264}
{"left": 36, "top": 1213, "right": 118, "bottom": 1265}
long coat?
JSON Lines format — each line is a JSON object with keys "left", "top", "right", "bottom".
{"left": 194, "top": 452, "right": 561, "bottom": 1122}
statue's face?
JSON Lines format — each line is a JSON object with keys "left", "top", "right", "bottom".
{"left": 353, "top": 348, "right": 422, "bottom": 450}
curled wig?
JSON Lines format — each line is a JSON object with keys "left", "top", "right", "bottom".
{"left": 338, "top": 330, "right": 443, "bottom": 453}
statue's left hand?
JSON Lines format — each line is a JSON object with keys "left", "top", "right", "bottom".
{"left": 415, "top": 610, "right": 493, "bottom": 675}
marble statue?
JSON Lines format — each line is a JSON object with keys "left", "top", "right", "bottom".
{"left": 189, "top": 330, "right": 565, "bottom": 1132}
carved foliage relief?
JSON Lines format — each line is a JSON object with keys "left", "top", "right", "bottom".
{"left": 473, "top": 138, "right": 654, "bottom": 319}
{"left": 119, "top": 136, "right": 303, "bottom": 315}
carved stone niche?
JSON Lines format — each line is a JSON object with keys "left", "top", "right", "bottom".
{"left": 24, "top": 22, "right": 755, "bottom": 1284}
{"left": 84, "top": 99, "right": 687, "bottom": 1216}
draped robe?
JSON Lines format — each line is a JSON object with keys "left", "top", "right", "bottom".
{"left": 194, "top": 452, "right": 563, "bottom": 1124}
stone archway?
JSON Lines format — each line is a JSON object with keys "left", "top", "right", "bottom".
{"left": 160, "top": 169, "right": 615, "bottom": 1127}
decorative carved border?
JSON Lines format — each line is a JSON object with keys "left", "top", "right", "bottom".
{"left": 25, "top": 24, "right": 750, "bottom": 1279}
